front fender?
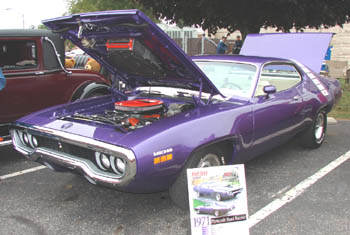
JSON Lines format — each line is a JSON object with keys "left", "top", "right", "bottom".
{"left": 119, "top": 103, "right": 253, "bottom": 192}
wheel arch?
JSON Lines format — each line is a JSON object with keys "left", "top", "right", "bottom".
{"left": 186, "top": 135, "right": 238, "bottom": 166}
{"left": 70, "top": 81, "right": 110, "bottom": 101}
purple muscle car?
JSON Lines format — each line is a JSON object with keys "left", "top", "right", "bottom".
{"left": 194, "top": 182, "right": 243, "bottom": 201}
{"left": 10, "top": 10, "right": 342, "bottom": 209}
{"left": 194, "top": 202, "right": 235, "bottom": 217}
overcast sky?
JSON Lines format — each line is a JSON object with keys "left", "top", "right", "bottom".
{"left": 0, "top": 0, "right": 68, "bottom": 29}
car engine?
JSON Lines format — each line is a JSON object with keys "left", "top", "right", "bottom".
{"left": 69, "top": 99, "right": 194, "bottom": 132}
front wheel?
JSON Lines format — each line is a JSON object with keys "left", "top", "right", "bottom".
{"left": 300, "top": 110, "right": 327, "bottom": 148}
{"left": 169, "top": 147, "right": 223, "bottom": 210}
{"left": 215, "top": 193, "right": 222, "bottom": 201}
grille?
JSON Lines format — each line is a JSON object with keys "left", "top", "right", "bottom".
{"left": 35, "top": 135, "right": 95, "bottom": 162}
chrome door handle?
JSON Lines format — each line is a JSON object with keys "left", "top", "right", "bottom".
{"left": 293, "top": 96, "right": 301, "bottom": 100}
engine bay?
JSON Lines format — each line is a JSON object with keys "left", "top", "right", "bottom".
{"left": 65, "top": 98, "right": 194, "bottom": 132}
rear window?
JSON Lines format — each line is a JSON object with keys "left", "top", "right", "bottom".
{"left": 0, "top": 40, "right": 38, "bottom": 70}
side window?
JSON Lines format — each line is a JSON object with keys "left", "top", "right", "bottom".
{"left": 0, "top": 40, "right": 38, "bottom": 70}
{"left": 255, "top": 63, "right": 301, "bottom": 96}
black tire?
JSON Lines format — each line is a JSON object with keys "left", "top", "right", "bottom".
{"left": 300, "top": 110, "right": 327, "bottom": 148}
{"left": 169, "top": 147, "right": 223, "bottom": 210}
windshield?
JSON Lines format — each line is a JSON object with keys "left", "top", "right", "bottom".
{"left": 194, "top": 61, "right": 257, "bottom": 98}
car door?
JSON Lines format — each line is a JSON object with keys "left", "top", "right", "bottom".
{"left": 0, "top": 38, "right": 69, "bottom": 124}
{"left": 251, "top": 63, "right": 305, "bottom": 154}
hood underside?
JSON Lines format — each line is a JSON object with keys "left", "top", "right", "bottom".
{"left": 240, "top": 33, "right": 333, "bottom": 74}
{"left": 42, "top": 10, "right": 220, "bottom": 95}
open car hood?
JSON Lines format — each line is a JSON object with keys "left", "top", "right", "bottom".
{"left": 240, "top": 33, "right": 333, "bottom": 74}
{"left": 42, "top": 10, "right": 220, "bottom": 95}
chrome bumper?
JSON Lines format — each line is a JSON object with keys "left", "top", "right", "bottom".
{"left": 11, "top": 124, "right": 137, "bottom": 187}
{"left": 0, "top": 138, "right": 12, "bottom": 147}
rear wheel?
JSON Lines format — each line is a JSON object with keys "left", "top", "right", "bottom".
{"left": 300, "top": 110, "right": 327, "bottom": 148}
{"left": 169, "top": 147, "right": 223, "bottom": 210}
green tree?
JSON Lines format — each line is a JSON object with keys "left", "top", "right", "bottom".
{"left": 136, "top": 0, "right": 350, "bottom": 39}
{"left": 66, "top": 0, "right": 157, "bottom": 21}
{"left": 37, "top": 24, "right": 48, "bottom": 30}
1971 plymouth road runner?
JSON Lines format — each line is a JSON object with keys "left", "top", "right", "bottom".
{"left": 195, "top": 202, "right": 235, "bottom": 217}
{"left": 0, "top": 29, "right": 110, "bottom": 146}
{"left": 11, "top": 10, "right": 341, "bottom": 209}
{"left": 194, "top": 182, "right": 243, "bottom": 201}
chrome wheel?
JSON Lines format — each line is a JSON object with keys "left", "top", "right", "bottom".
{"left": 197, "top": 153, "right": 221, "bottom": 168}
{"left": 169, "top": 147, "right": 223, "bottom": 210}
{"left": 214, "top": 210, "right": 220, "bottom": 217}
{"left": 215, "top": 193, "right": 222, "bottom": 201}
{"left": 315, "top": 112, "right": 325, "bottom": 144}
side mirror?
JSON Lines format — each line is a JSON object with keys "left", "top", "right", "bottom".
{"left": 263, "top": 85, "right": 276, "bottom": 98}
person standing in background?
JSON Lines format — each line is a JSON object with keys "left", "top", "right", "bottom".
{"left": 232, "top": 35, "right": 243, "bottom": 54}
{"left": 0, "top": 68, "right": 5, "bottom": 91}
{"left": 216, "top": 36, "right": 228, "bottom": 54}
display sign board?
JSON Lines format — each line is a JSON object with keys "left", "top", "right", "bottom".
{"left": 187, "top": 165, "right": 249, "bottom": 235}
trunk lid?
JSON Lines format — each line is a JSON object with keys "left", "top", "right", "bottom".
{"left": 240, "top": 33, "right": 333, "bottom": 74}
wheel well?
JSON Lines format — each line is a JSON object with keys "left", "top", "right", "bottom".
{"left": 71, "top": 82, "right": 110, "bottom": 101}
{"left": 84, "top": 87, "right": 110, "bottom": 96}
{"left": 189, "top": 136, "right": 236, "bottom": 165}
{"left": 323, "top": 104, "right": 333, "bottom": 114}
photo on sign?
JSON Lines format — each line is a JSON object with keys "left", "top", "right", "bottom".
{"left": 187, "top": 165, "right": 249, "bottom": 235}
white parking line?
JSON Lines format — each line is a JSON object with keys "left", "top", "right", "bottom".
{"left": 249, "top": 150, "right": 350, "bottom": 228}
{"left": 0, "top": 166, "right": 47, "bottom": 181}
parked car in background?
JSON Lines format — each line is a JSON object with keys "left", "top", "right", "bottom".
{"left": 11, "top": 10, "right": 342, "bottom": 209}
{"left": 0, "top": 29, "right": 110, "bottom": 146}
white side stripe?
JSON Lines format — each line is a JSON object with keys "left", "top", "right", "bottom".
{"left": 249, "top": 150, "right": 350, "bottom": 228}
{"left": 0, "top": 166, "right": 47, "bottom": 181}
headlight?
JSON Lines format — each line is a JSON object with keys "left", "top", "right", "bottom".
{"left": 96, "top": 152, "right": 126, "bottom": 175}
{"left": 95, "top": 152, "right": 107, "bottom": 170}
{"left": 116, "top": 158, "right": 126, "bottom": 173}
{"left": 111, "top": 156, "right": 126, "bottom": 175}
{"left": 23, "top": 132, "right": 29, "bottom": 145}
{"left": 31, "top": 136, "right": 38, "bottom": 147}
{"left": 101, "top": 154, "right": 111, "bottom": 169}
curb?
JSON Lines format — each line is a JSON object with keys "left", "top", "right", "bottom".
{"left": 327, "top": 117, "right": 337, "bottom": 125}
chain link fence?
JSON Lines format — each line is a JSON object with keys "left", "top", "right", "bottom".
{"left": 173, "top": 37, "right": 235, "bottom": 56}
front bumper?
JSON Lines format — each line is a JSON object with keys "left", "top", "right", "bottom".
{"left": 0, "top": 123, "right": 12, "bottom": 146}
{"left": 11, "top": 124, "right": 137, "bottom": 187}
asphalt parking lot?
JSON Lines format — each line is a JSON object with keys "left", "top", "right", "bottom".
{"left": 1, "top": 121, "right": 349, "bottom": 235}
